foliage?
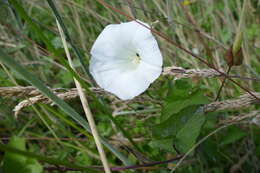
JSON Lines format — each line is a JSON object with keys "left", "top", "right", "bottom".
{"left": 0, "top": 0, "right": 259, "bottom": 173}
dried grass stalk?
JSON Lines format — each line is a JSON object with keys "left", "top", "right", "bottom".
{"left": 163, "top": 66, "right": 222, "bottom": 79}
{"left": 13, "top": 88, "right": 79, "bottom": 116}
{"left": 56, "top": 19, "right": 111, "bottom": 173}
{"left": 162, "top": 66, "right": 260, "bottom": 81}
{"left": 203, "top": 93, "right": 260, "bottom": 113}
{"left": 0, "top": 86, "right": 40, "bottom": 97}
{"left": 0, "top": 86, "right": 104, "bottom": 99}
{"left": 10, "top": 85, "right": 259, "bottom": 117}
{"left": 218, "top": 110, "right": 260, "bottom": 126}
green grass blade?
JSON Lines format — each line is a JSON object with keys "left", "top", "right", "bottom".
{"left": 46, "top": 0, "right": 89, "bottom": 76}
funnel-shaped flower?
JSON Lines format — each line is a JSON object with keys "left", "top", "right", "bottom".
{"left": 89, "top": 21, "right": 163, "bottom": 100}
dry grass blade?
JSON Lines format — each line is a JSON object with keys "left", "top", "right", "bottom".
{"left": 0, "top": 86, "right": 37, "bottom": 97}
{"left": 163, "top": 66, "right": 260, "bottom": 81}
{"left": 56, "top": 19, "right": 111, "bottom": 173}
{"left": 163, "top": 66, "right": 222, "bottom": 79}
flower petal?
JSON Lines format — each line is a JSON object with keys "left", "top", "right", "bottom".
{"left": 137, "top": 36, "right": 163, "bottom": 67}
{"left": 119, "top": 21, "right": 163, "bottom": 67}
{"left": 91, "top": 24, "right": 132, "bottom": 60}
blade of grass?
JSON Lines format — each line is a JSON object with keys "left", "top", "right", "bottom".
{"left": 43, "top": 104, "right": 133, "bottom": 164}
{"left": 0, "top": 48, "right": 131, "bottom": 165}
{"left": 38, "top": 105, "right": 101, "bottom": 161}
{"left": 42, "top": 104, "right": 92, "bottom": 138}
{"left": 46, "top": 0, "right": 89, "bottom": 76}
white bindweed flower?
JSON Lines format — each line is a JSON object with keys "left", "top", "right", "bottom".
{"left": 89, "top": 21, "right": 163, "bottom": 100}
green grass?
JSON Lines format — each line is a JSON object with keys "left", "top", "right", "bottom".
{"left": 0, "top": 0, "right": 259, "bottom": 173}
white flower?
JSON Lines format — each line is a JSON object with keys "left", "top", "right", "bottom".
{"left": 89, "top": 21, "right": 163, "bottom": 100}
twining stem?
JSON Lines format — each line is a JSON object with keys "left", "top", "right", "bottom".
{"left": 56, "top": 20, "right": 111, "bottom": 173}
{"left": 44, "top": 155, "right": 183, "bottom": 171}
{"left": 215, "top": 66, "right": 232, "bottom": 101}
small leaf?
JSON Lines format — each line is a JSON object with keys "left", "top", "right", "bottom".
{"left": 224, "top": 46, "right": 234, "bottom": 67}
{"left": 175, "top": 112, "right": 205, "bottom": 153}
{"left": 153, "top": 105, "right": 201, "bottom": 139}
{"left": 225, "top": 46, "right": 243, "bottom": 67}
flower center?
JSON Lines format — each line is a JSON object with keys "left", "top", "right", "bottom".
{"left": 131, "top": 53, "right": 141, "bottom": 66}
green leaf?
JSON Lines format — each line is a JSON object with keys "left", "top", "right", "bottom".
{"left": 175, "top": 111, "right": 205, "bottom": 153}
{"left": 153, "top": 105, "right": 201, "bottom": 139}
{"left": 161, "top": 79, "right": 209, "bottom": 121}
{"left": 21, "top": 158, "right": 43, "bottom": 173}
{"left": 220, "top": 126, "right": 247, "bottom": 146}
{"left": 149, "top": 139, "right": 174, "bottom": 153}
{"left": 3, "top": 136, "right": 43, "bottom": 173}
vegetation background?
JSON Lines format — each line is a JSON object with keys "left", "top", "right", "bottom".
{"left": 0, "top": 0, "right": 259, "bottom": 172}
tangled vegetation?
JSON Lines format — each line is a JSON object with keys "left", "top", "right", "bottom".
{"left": 0, "top": 0, "right": 259, "bottom": 172}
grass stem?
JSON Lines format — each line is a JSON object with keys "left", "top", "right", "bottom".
{"left": 56, "top": 19, "right": 111, "bottom": 173}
